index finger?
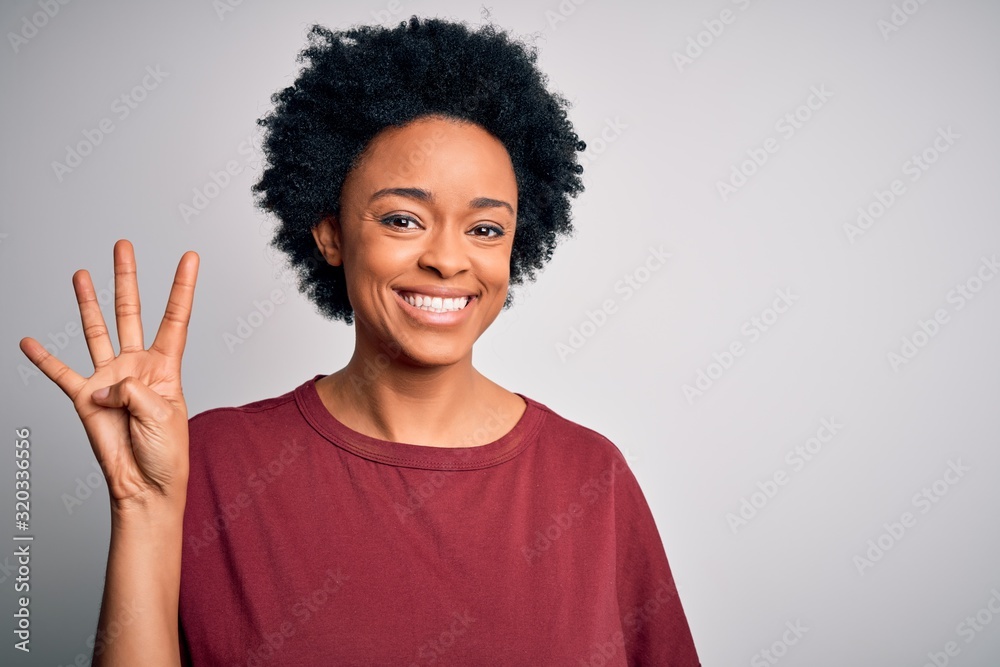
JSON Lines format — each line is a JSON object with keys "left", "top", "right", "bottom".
{"left": 149, "top": 250, "right": 200, "bottom": 362}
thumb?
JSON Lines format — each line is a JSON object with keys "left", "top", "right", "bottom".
{"left": 91, "top": 376, "right": 163, "bottom": 416}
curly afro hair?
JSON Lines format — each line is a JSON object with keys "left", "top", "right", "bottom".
{"left": 252, "top": 15, "right": 587, "bottom": 325}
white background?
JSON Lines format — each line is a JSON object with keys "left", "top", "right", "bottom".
{"left": 2, "top": 0, "right": 999, "bottom": 665}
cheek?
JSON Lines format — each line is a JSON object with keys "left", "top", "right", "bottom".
{"left": 364, "top": 242, "right": 416, "bottom": 281}
{"left": 477, "top": 251, "right": 511, "bottom": 291}
{"left": 496, "top": 238, "right": 515, "bottom": 279}
{"left": 346, "top": 232, "right": 401, "bottom": 276}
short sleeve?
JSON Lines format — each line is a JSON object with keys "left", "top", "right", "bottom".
{"left": 614, "top": 456, "right": 701, "bottom": 666}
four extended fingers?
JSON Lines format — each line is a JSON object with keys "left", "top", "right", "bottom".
{"left": 19, "top": 240, "right": 199, "bottom": 395}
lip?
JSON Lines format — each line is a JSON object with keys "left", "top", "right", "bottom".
{"left": 392, "top": 288, "right": 477, "bottom": 326}
{"left": 393, "top": 285, "right": 478, "bottom": 298}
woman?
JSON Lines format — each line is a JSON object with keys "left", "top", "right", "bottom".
{"left": 20, "top": 16, "right": 700, "bottom": 665}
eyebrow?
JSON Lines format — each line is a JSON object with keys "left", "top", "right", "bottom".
{"left": 370, "top": 187, "right": 514, "bottom": 216}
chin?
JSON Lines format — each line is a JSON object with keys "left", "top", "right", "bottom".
{"left": 391, "top": 337, "right": 475, "bottom": 368}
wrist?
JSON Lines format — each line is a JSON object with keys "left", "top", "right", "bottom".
{"left": 110, "top": 486, "right": 187, "bottom": 530}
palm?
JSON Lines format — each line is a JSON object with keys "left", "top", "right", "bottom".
{"left": 19, "top": 240, "right": 199, "bottom": 509}
{"left": 74, "top": 350, "right": 185, "bottom": 504}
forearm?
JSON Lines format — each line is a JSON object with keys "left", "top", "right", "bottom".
{"left": 92, "top": 500, "right": 186, "bottom": 667}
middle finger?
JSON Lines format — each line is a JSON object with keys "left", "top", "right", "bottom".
{"left": 114, "top": 240, "right": 145, "bottom": 354}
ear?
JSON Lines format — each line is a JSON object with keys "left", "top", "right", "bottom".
{"left": 312, "top": 215, "right": 344, "bottom": 267}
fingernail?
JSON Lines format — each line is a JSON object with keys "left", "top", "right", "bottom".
{"left": 93, "top": 386, "right": 110, "bottom": 400}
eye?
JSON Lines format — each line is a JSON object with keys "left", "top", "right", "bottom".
{"left": 378, "top": 214, "right": 421, "bottom": 230}
{"left": 470, "top": 224, "right": 505, "bottom": 238}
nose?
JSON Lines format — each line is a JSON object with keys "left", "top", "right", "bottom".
{"left": 417, "top": 223, "right": 472, "bottom": 278}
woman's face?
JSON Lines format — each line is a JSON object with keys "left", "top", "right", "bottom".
{"left": 312, "top": 115, "right": 518, "bottom": 367}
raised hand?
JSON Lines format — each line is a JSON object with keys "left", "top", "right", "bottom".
{"left": 19, "top": 239, "right": 199, "bottom": 514}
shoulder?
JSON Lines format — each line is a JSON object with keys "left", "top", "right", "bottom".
{"left": 187, "top": 384, "right": 299, "bottom": 449}
{"left": 190, "top": 390, "right": 295, "bottom": 423}
{"left": 524, "top": 394, "right": 632, "bottom": 472}
{"left": 183, "top": 383, "right": 310, "bottom": 495}
{"left": 524, "top": 395, "right": 648, "bottom": 518}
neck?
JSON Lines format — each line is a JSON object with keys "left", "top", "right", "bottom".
{"left": 321, "top": 328, "right": 506, "bottom": 447}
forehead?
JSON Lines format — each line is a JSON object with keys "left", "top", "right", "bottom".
{"left": 346, "top": 115, "right": 516, "bottom": 192}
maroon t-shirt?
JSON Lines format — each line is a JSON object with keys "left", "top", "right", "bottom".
{"left": 178, "top": 374, "right": 700, "bottom": 666}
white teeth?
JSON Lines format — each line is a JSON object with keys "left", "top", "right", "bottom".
{"left": 399, "top": 291, "right": 470, "bottom": 313}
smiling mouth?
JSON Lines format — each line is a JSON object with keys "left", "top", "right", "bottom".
{"left": 393, "top": 290, "right": 476, "bottom": 314}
